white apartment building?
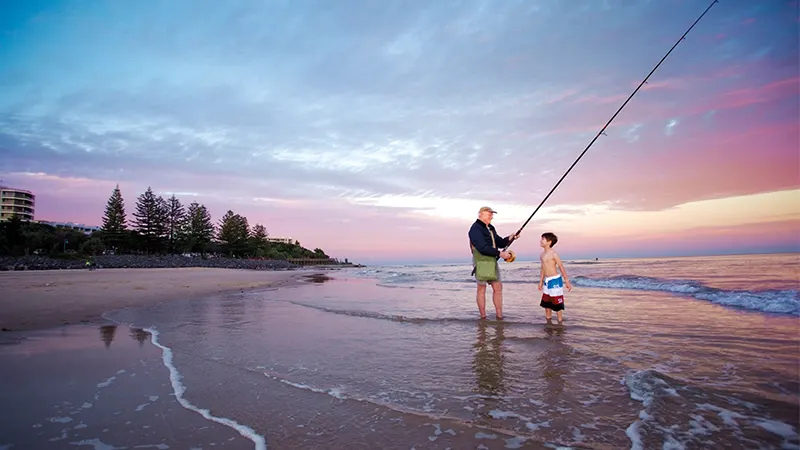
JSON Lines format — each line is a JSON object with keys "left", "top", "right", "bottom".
{"left": 0, "top": 185, "right": 35, "bottom": 221}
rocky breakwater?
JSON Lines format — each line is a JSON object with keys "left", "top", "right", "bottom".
{"left": 0, "top": 255, "right": 299, "bottom": 271}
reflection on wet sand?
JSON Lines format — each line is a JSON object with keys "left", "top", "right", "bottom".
{"left": 539, "top": 323, "right": 571, "bottom": 399}
{"left": 100, "top": 324, "right": 116, "bottom": 348}
{"left": 98, "top": 324, "right": 151, "bottom": 348}
{"left": 130, "top": 327, "right": 151, "bottom": 346}
{"left": 303, "top": 273, "right": 333, "bottom": 283}
{"left": 472, "top": 320, "right": 508, "bottom": 396}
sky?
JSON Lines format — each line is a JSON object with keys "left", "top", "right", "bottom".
{"left": 0, "top": 0, "right": 798, "bottom": 265}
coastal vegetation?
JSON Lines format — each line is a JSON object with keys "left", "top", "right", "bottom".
{"left": 0, "top": 185, "right": 346, "bottom": 264}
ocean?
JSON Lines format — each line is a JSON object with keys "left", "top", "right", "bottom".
{"left": 2, "top": 253, "right": 798, "bottom": 449}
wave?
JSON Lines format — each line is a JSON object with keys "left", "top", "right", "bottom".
{"left": 256, "top": 370, "right": 586, "bottom": 449}
{"left": 622, "top": 368, "right": 800, "bottom": 450}
{"left": 146, "top": 327, "right": 267, "bottom": 450}
{"left": 573, "top": 275, "right": 799, "bottom": 316}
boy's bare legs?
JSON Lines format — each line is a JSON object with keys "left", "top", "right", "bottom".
{"left": 556, "top": 310, "right": 563, "bottom": 324}
{"left": 544, "top": 307, "right": 552, "bottom": 322}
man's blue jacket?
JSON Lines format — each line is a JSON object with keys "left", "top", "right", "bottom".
{"left": 468, "top": 219, "right": 511, "bottom": 258}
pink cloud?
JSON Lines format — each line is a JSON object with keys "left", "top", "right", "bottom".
{"left": 525, "top": 118, "right": 799, "bottom": 212}
{"left": 531, "top": 71, "right": 797, "bottom": 140}
{"left": 535, "top": 219, "right": 800, "bottom": 260}
{"left": 569, "top": 92, "right": 628, "bottom": 106}
{"left": 5, "top": 168, "right": 798, "bottom": 263}
{"left": 708, "top": 77, "right": 799, "bottom": 111}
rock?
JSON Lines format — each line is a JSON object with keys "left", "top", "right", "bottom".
{"left": 0, "top": 255, "right": 299, "bottom": 272}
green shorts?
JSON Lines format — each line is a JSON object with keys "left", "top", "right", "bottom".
{"left": 474, "top": 260, "right": 501, "bottom": 285}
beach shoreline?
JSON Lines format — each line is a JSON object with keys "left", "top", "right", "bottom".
{"left": 0, "top": 267, "right": 316, "bottom": 332}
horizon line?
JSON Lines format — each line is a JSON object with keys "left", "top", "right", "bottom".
{"left": 357, "top": 249, "right": 800, "bottom": 266}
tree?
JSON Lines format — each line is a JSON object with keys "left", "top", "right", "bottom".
{"left": 80, "top": 237, "right": 106, "bottom": 255}
{"left": 101, "top": 184, "right": 127, "bottom": 252}
{"left": 217, "top": 210, "right": 250, "bottom": 257}
{"left": 21, "top": 226, "right": 52, "bottom": 255}
{"left": 184, "top": 202, "right": 214, "bottom": 255}
{"left": 249, "top": 224, "right": 269, "bottom": 257}
{"left": 132, "top": 186, "right": 168, "bottom": 253}
{"left": 164, "top": 194, "right": 186, "bottom": 254}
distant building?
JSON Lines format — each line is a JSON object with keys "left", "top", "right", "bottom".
{"left": 267, "top": 237, "right": 294, "bottom": 244}
{"left": 0, "top": 185, "right": 35, "bottom": 222}
{"left": 37, "top": 220, "right": 101, "bottom": 235}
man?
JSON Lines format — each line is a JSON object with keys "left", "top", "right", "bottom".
{"left": 468, "top": 206, "right": 520, "bottom": 320}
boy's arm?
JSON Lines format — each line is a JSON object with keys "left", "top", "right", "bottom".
{"left": 555, "top": 253, "right": 572, "bottom": 289}
{"left": 538, "top": 260, "right": 544, "bottom": 289}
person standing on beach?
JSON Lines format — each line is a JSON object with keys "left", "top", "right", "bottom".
{"left": 538, "top": 232, "right": 572, "bottom": 325}
{"left": 468, "top": 206, "right": 519, "bottom": 320}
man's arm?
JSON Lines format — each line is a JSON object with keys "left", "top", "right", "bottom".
{"left": 468, "top": 224, "right": 500, "bottom": 257}
{"left": 495, "top": 233, "right": 510, "bottom": 249}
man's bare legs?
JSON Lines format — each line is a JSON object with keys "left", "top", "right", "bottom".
{"left": 476, "top": 283, "right": 488, "bottom": 318}
{"left": 476, "top": 281, "right": 503, "bottom": 319}
{"left": 491, "top": 281, "right": 504, "bottom": 319}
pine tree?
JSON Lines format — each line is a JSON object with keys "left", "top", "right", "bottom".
{"left": 101, "top": 184, "right": 127, "bottom": 251}
{"left": 217, "top": 210, "right": 250, "bottom": 257}
{"left": 164, "top": 194, "right": 186, "bottom": 254}
{"left": 250, "top": 223, "right": 269, "bottom": 257}
{"left": 132, "top": 187, "right": 168, "bottom": 253}
{"left": 102, "top": 185, "right": 127, "bottom": 232}
{"left": 185, "top": 202, "right": 214, "bottom": 255}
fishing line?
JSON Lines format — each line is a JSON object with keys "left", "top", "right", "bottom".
{"left": 503, "top": 0, "right": 719, "bottom": 253}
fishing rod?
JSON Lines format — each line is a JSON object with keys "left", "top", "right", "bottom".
{"left": 503, "top": 0, "right": 719, "bottom": 253}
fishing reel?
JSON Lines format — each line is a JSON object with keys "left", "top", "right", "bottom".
{"left": 503, "top": 250, "right": 516, "bottom": 263}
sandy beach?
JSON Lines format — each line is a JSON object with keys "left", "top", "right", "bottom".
{"left": 1, "top": 255, "right": 796, "bottom": 449}
{"left": 0, "top": 267, "right": 303, "bottom": 332}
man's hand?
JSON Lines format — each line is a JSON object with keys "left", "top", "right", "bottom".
{"left": 565, "top": 280, "right": 573, "bottom": 291}
{"left": 510, "top": 232, "right": 521, "bottom": 241}
{"left": 499, "top": 251, "right": 511, "bottom": 260}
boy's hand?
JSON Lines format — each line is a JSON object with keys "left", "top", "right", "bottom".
{"left": 565, "top": 280, "right": 572, "bottom": 291}
{"left": 537, "top": 281, "right": 543, "bottom": 291}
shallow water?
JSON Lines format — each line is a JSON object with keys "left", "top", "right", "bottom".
{"left": 95, "top": 254, "right": 800, "bottom": 449}
{"left": 2, "top": 254, "right": 798, "bottom": 449}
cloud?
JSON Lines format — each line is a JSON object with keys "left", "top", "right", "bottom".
{"left": 0, "top": 0, "right": 797, "bottom": 261}
{"left": 665, "top": 119, "right": 678, "bottom": 136}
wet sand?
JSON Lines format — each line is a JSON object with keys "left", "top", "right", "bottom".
{"left": 0, "top": 325, "right": 256, "bottom": 449}
{"left": 0, "top": 267, "right": 302, "bottom": 332}
{"left": 0, "top": 322, "right": 571, "bottom": 450}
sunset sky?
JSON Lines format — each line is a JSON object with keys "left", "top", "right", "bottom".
{"left": 0, "top": 0, "right": 798, "bottom": 264}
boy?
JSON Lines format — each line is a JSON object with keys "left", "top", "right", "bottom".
{"left": 537, "top": 232, "right": 572, "bottom": 324}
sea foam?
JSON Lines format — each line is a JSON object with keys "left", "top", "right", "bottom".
{"left": 146, "top": 327, "right": 267, "bottom": 450}
{"left": 573, "top": 275, "right": 799, "bottom": 315}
